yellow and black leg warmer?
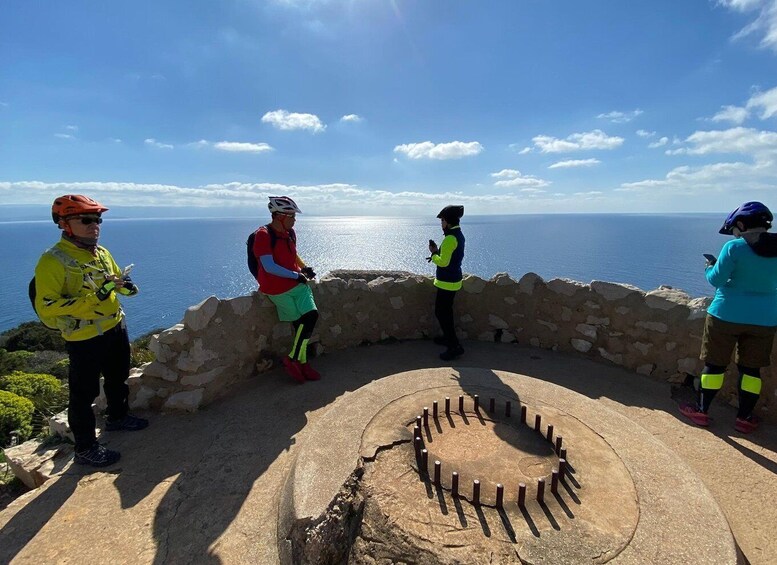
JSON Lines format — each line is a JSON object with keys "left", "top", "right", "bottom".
{"left": 699, "top": 364, "right": 726, "bottom": 413}
{"left": 290, "top": 310, "right": 319, "bottom": 364}
{"left": 736, "top": 365, "right": 762, "bottom": 419}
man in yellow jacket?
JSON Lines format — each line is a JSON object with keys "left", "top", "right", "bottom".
{"left": 34, "top": 194, "right": 147, "bottom": 467}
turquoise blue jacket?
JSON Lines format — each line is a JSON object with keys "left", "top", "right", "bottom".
{"left": 706, "top": 236, "right": 777, "bottom": 326}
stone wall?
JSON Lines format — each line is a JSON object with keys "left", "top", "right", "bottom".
{"left": 131, "top": 272, "right": 776, "bottom": 422}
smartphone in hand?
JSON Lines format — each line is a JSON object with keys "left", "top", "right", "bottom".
{"left": 703, "top": 253, "right": 717, "bottom": 265}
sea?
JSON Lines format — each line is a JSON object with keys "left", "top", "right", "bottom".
{"left": 0, "top": 214, "right": 727, "bottom": 339}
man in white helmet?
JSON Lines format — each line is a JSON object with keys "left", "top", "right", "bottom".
{"left": 250, "top": 196, "right": 321, "bottom": 383}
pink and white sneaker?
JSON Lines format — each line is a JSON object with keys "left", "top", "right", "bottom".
{"left": 679, "top": 402, "right": 710, "bottom": 427}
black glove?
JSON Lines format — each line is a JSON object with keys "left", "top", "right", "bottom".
{"left": 96, "top": 280, "right": 116, "bottom": 301}
{"left": 118, "top": 276, "right": 137, "bottom": 295}
{"left": 301, "top": 267, "right": 316, "bottom": 279}
{"left": 296, "top": 272, "right": 309, "bottom": 285}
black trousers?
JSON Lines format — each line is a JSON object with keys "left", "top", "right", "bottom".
{"left": 66, "top": 323, "right": 130, "bottom": 451}
{"left": 435, "top": 288, "right": 460, "bottom": 348}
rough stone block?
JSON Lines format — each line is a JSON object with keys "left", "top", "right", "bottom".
{"left": 598, "top": 348, "right": 623, "bottom": 364}
{"left": 538, "top": 320, "right": 558, "bottom": 332}
{"left": 143, "top": 361, "right": 179, "bottom": 382}
{"left": 576, "top": 323, "right": 597, "bottom": 340}
{"left": 517, "top": 272, "right": 543, "bottom": 295}
{"left": 491, "top": 273, "right": 516, "bottom": 286}
{"left": 230, "top": 295, "right": 254, "bottom": 317}
{"left": 636, "top": 320, "right": 669, "bottom": 333}
{"left": 130, "top": 385, "right": 157, "bottom": 410}
{"left": 488, "top": 314, "right": 508, "bottom": 329}
{"left": 571, "top": 339, "right": 592, "bottom": 352}
{"left": 181, "top": 367, "right": 225, "bottom": 387}
{"left": 164, "top": 389, "right": 204, "bottom": 412}
{"left": 183, "top": 296, "right": 220, "bottom": 332}
{"left": 645, "top": 288, "right": 691, "bottom": 310}
{"left": 462, "top": 275, "right": 487, "bottom": 294}
{"left": 591, "top": 280, "right": 644, "bottom": 301}
{"left": 389, "top": 296, "right": 404, "bottom": 309}
{"left": 547, "top": 278, "right": 587, "bottom": 296}
{"left": 586, "top": 315, "right": 610, "bottom": 326}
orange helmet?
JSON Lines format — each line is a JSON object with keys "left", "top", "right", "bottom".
{"left": 52, "top": 194, "right": 109, "bottom": 224}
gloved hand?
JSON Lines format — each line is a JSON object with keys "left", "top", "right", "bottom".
{"left": 96, "top": 279, "right": 117, "bottom": 301}
{"left": 301, "top": 266, "right": 316, "bottom": 279}
{"left": 117, "top": 276, "right": 137, "bottom": 295}
{"left": 296, "top": 272, "right": 309, "bottom": 285}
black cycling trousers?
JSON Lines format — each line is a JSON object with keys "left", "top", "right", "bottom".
{"left": 66, "top": 323, "right": 130, "bottom": 451}
{"left": 435, "top": 288, "right": 459, "bottom": 348}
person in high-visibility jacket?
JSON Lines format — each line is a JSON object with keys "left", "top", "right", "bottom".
{"left": 680, "top": 201, "right": 777, "bottom": 434}
{"left": 34, "top": 195, "right": 147, "bottom": 467}
{"left": 428, "top": 205, "right": 465, "bottom": 361}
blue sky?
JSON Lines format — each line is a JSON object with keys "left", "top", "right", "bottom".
{"left": 2, "top": 0, "right": 777, "bottom": 215}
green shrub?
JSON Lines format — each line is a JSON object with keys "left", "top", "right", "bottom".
{"left": 0, "top": 372, "right": 65, "bottom": 411}
{"left": 130, "top": 328, "right": 161, "bottom": 368}
{"left": 0, "top": 322, "right": 66, "bottom": 353}
{"left": 0, "top": 349, "right": 33, "bottom": 376}
{"left": 23, "top": 350, "right": 68, "bottom": 376}
{"left": 0, "top": 390, "right": 34, "bottom": 447}
{"left": 49, "top": 358, "right": 70, "bottom": 380}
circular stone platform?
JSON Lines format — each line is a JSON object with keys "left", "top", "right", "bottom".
{"left": 278, "top": 368, "right": 737, "bottom": 564}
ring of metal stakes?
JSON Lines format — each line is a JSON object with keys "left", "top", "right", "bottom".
{"left": 411, "top": 395, "right": 570, "bottom": 508}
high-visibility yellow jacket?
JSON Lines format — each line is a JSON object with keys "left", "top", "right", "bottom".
{"left": 34, "top": 238, "right": 137, "bottom": 341}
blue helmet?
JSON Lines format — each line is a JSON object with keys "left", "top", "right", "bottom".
{"left": 719, "top": 201, "right": 773, "bottom": 235}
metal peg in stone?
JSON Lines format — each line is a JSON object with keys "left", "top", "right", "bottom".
{"left": 474, "top": 395, "right": 479, "bottom": 412}
{"left": 434, "top": 461, "right": 441, "bottom": 486}
{"left": 555, "top": 436, "right": 563, "bottom": 454}
{"left": 505, "top": 401, "right": 512, "bottom": 417}
{"left": 473, "top": 480, "right": 481, "bottom": 505}
{"left": 433, "top": 401, "right": 438, "bottom": 419}
{"left": 559, "top": 458, "right": 567, "bottom": 479}
{"left": 537, "top": 478, "right": 545, "bottom": 503}
{"left": 551, "top": 470, "right": 559, "bottom": 494}
{"left": 414, "top": 435, "right": 421, "bottom": 454}
{"left": 534, "top": 414, "right": 542, "bottom": 432}
{"left": 423, "top": 407, "right": 429, "bottom": 427}
{"left": 459, "top": 395, "right": 464, "bottom": 413}
{"left": 559, "top": 447, "right": 567, "bottom": 462}
{"left": 496, "top": 484, "right": 504, "bottom": 508}
{"left": 546, "top": 424, "right": 554, "bottom": 442}
{"left": 416, "top": 415, "right": 422, "bottom": 429}
{"left": 520, "top": 405, "right": 527, "bottom": 424}
{"left": 421, "top": 449, "right": 428, "bottom": 474}
{"left": 518, "top": 483, "right": 526, "bottom": 507}
{"left": 445, "top": 397, "right": 450, "bottom": 416}
{"left": 414, "top": 426, "right": 421, "bottom": 440}
{"left": 452, "top": 472, "right": 459, "bottom": 497}
{"left": 489, "top": 398, "right": 495, "bottom": 413}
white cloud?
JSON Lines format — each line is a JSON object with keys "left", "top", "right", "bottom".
{"left": 711, "top": 105, "right": 750, "bottom": 124}
{"left": 492, "top": 170, "right": 550, "bottom": 188}
{"left": 548, "top": 158, "right": 600, "bottom": 169}
{"left": 719, "top": 0, "right": 777, "bottom": 53}
{"left": 532, "top": 129, "right": 624, "bottom": 153}
{"left": 109, "top": 138, "right": 122, "bottom": 144}
{"left": 648, "top": 137, "right": 669, "bottom": 148}
{"left": 746, "top": 85, "right": 777, "bottom": 119}
{"left": 667, "top": 126, "right": 777, "bottom": 157}
{"left": 340, "top": 114, "right": 363, "bottom": 123}
{"left": 65, "top": 125, "right": 79, "bottom": 132}
{"left": 636, "top": 130, "right": 655, "bottom": 138}
{"left": 597, "top": 109, "right": 643, "bottom": 123}
{"left": 618, "top": 161, "right": 759, "bottom": 193}
{"left": 54, "top": 133, "right": 75, "bottom": 140}
{"left": 574, "top": 191, "right": 604, "bottom": 196}
{"left": 490, "top": 169, "right": 520, "bottom": 178}
{"left": 145, "top": 138, "right": 174, "bottom": 149}
{"left": 518, "top": 147, "right": 532, "bottom": 154}
{"left": 213, "top": 141, "right": 274, "bottom": 153}
{"left": 393, "top": 141, "right": 484, "bottom": 160}
{"left": 261, "top": 109, "right": 326, "bottom": 133}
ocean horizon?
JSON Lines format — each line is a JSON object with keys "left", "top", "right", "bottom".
{"left": 0, "top": 213, "right": 727, "bottom": 339}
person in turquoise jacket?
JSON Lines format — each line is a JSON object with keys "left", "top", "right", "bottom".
{"left": 428, "top": 205, "right": 465, "bottom": 361}
{"left": 681, "top": 201, "right": 777, "bottom": 433}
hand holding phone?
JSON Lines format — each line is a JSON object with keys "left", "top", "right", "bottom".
{"left": 703, "top": 253, "right": 717, "bottom": 266}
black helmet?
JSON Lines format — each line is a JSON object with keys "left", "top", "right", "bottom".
{"left": 437, "top": 205, "right": 464, "bottom": 224}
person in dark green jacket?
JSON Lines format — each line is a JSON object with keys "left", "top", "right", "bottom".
{"left": 428, "top": 205, "right": 465, "bottom": 361}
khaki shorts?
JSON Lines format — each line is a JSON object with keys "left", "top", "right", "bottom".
{"left": 700, "top": 314, "right": 777, "bottom": 368}
{"left": 266, "top": 283, "right": 317, "bottom": 322}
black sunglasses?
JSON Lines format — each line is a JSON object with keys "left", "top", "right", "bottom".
{"left": 76, "top": 217, "right": 103, "bottom": 225}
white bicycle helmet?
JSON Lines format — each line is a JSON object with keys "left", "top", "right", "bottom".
{"left": 268, "top": 195, "right": 302, "bottom": 215}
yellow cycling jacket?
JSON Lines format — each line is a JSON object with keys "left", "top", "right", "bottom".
{"left": 34, "top": 238, "right": 137, "bottom": 341}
